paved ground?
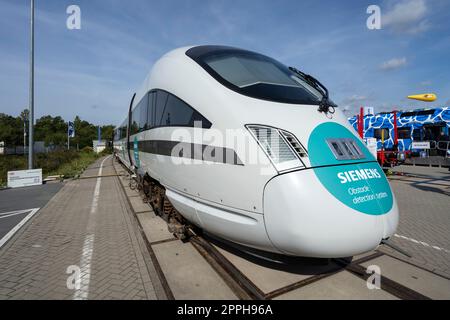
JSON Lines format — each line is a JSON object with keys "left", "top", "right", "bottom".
{"left": 384, "top": 166, "right": 450, "bottom": 278}
{"left": 0, "top": 156, "right": 163, "bottom": 300}
{"left": 405, "top": 156, "right": 450, "bottom": 168}
{"left": 0, "top": 158, "right": 448, "bottom": 300}
{"left": 0, "top": 183, "right": 62, "bottom": 245}
{"left": 392, "top": 165, "right": 450, "bottom": 179}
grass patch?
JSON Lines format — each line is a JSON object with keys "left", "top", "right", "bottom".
{"left": 0, "top": 149, "right": 111, "bottom": 187}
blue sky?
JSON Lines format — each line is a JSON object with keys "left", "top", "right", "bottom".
{"left": 0, "top": 0, "right": 449, "bottom": 126}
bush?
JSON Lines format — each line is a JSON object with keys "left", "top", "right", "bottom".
{"left": 99, "top": 148, "right": 112, "bottom": 157}
{"left": 44, "top": 150, "right": 100, "bottom": 179}
{"left": 0, "top": 149, "right": 100, "bottom": 186}
{"left": 0, "top": 155, "right": 27, "bottom": 186}
{"left": 81, "top": 146, "right": 94, "bottom": 153}
{"left": 35, "top": 150, "right": 80, "bottom": 174}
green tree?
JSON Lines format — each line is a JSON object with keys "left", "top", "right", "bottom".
{"left": 35, "top": 115, "right": 67, "bottom": 147}
{"left": 1, "top": 112, "right": 114, "bottom": 150}
{"left": 101, "top": 125, "right": 115, "bottom": 141}
{"left": 0, "top": 113, "right": 23, "bottom": 146}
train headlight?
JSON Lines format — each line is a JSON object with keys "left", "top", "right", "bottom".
{"left": 246, "top": 125, "right": 308, "bottom": 173}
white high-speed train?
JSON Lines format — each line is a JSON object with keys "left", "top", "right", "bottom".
{"left": 114, "top": 45, "right": 399, "bottom": 258}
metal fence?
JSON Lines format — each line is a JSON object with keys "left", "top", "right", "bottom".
{"left": 0, "top": 142, "right": 51, "bottom": 155}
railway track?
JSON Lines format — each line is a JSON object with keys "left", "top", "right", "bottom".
{"left": 112, "top": 157, "right": 446, "bottom": 300}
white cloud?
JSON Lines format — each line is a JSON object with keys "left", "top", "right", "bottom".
{"left": 340, "top": 95, "right": 371, "bottom": 115}
{"left": 383, "top": 0, "right": 430, "bottom": 34}
{"left": 380, "top": 57, "right": 407, "bottom": 70}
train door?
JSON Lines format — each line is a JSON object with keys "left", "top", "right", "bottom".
{"left": 423, "top": 123, "right": 447, "bottom": 140}
{"left": 397, "top": 127, "right": 412, "bottom": 152}
{"left": 412, "top": 127, "right": 423, "bottom": 141}
{"left": 422, "top": 123, "right": 448, "bottom": 156}
{"left": 127, "top": 93, "right": 136, "bottom": 167}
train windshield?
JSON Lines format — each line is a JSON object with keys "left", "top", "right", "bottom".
{"left": 187, "top": 46, "right": 324, "bottom": 105}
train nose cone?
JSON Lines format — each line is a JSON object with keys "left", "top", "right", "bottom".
{"left": 263, "top": 165, "right": 399, "bottom": 258}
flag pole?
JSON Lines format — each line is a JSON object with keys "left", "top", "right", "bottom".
{"left": 68, "top": 122, "right": 70, "bottom": 150}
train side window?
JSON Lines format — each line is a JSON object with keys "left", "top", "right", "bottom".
{"left": 412, "top": 128, "right": 422, "bottom": 141}
{"left": 161, "top": 93, "right": 213, "bottom": 128}
{"left": 147, "top": 92, "right": 155, "bottom": 129}
{"left": 120, "top": 125, "right": 127, "bottom": 139}
{"left": 131, "top": 104, "right": 140, "bottom": 135}
{"left": 154, "top": 91, "right": 169, "bottom": 126}
{"left": 374, "top": 128, "right": 390, "bottom": 140}
{"left": 397, "top": 127, "right": 411, "bottom": 139}
{"left": 161, "top": 94, "right": 194, "bottom": 126}
{"left": 139, "top": 94, "right": 148, "bottom": 132}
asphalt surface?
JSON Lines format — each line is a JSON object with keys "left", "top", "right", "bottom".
{"left": 0, "top": 183, "right": 63, "bottom": 213}
{"left": 0, "top": 183, "right": 63, "bottom": 245}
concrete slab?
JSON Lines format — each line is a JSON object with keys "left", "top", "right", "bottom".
{"left": 152, "top": 241, "right": 237, "bottom": 300}
{"left": 120, "top": 177, "right": 130, "bottom": 188}
{"left": 129, "top": 196, "right": 152, "bottom": 213}
{"left": 136, "top": 213, "right": 176, "bottom": 244}
{"left": 361, "top": 255, "right": 450, "bottom": 300}
{"left": 214, "top": 245, "right": 342, "bottom": 295}
{"left": 352, "top": 250, "right": 379, "bottom": 263}
{"left": 123, "top": 185, "right": 139, "bottom": 198}
{"left": 274, "top": 270, "right": 398, "bottom": 300}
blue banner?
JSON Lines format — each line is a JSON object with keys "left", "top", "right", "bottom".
{"left": 98, "top": 126, "right": 101, "bottom": 142}
{"left": 68, "top": 121, "right": 75, "bottom": 138}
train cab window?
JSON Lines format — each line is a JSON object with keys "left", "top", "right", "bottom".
{"left": 374, "top": 128, "right": 390, "bottom": 140}
{"left": 154, "top": 91, "right": 169, "bottom": 126}
{"left": 397, "top": 127, "right": 411, "bottom": 139}
{"left": 186, "top": 46, "right": 323, "bottom": 105}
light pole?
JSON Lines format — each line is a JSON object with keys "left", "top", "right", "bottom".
{"left": 23, "top": 117, "right": 27, "bottom": 155}
{"left": 28, "top": 0, "right": 35, "bottom": 169}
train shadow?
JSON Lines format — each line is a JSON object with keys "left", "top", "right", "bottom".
{"left": 204, "top": 233, "right": 351, "bottom": 276}
{"left": 411, "top": 184, "right": 450, "bottom": 196}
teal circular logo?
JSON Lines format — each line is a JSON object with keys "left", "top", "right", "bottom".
{"left": 308, "top": 122, "right": 393, "bottom": 215}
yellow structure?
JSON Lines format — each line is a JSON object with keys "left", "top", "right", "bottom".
{"left": 407, "top": 93, "right": 437, "bottom": 102}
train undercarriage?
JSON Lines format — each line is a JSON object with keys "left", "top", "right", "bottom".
{"left": 128, "top": 169, "right": 193, "bottom": 241}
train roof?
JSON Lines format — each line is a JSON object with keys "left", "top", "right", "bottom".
{"left": 349, "top": 106, "right": 449, "bottom": 120}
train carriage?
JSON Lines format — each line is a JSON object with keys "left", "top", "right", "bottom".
{"left": 349, "top": 107, "right": 450, "bottom": 154}
{"left": 114, "top": 46, "right": 399, "bottom": 258}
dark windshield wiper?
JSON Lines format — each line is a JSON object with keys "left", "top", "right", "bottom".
{"left": 289, "top": 67, "right": 336, "bottom": 114}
